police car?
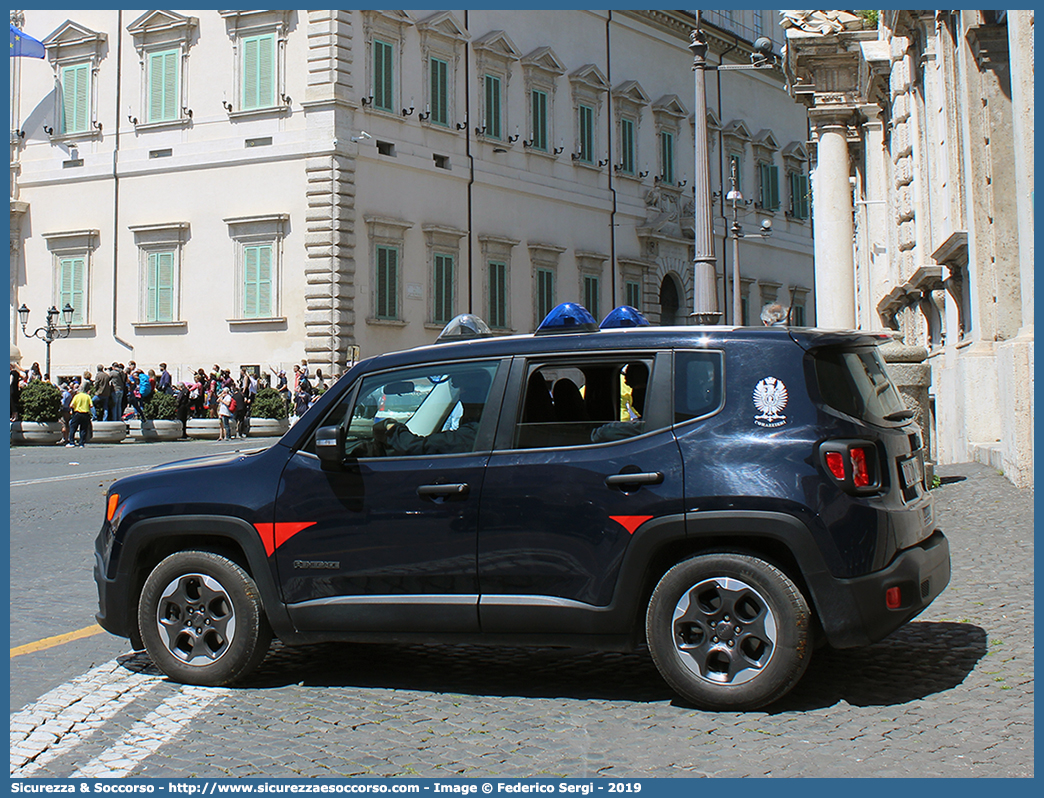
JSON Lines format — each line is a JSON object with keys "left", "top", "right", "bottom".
{"left": 94, "top": 303, "right": 949, "bottom": 710}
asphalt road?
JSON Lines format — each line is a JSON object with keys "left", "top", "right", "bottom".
{"left": 8, "top": 441, "right": 1035, "bottom": 778}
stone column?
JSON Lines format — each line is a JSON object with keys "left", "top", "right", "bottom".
{"left": 809, "top": 109, "right": 856, "bottom": 329}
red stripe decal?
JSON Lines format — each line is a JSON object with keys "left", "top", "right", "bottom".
{"left": 253, "top": 522, "right": 317, "bottom": 556}
{"left": 610, "top": 515, "right": 654, "bottom": 535}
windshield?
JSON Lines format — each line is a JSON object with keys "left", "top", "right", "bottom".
{"left": 812, "top": 346, "right": 908, "bottom": 425}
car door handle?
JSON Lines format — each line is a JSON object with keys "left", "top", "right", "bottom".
{"left": 605, "top": 471, "right": 664, "bottom": 488}
{"left": 417, "top": 483, "right": 470, "bottom": 500}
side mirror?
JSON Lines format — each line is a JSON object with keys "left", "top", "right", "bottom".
{"left": 315, "top": 425, "right": 345, "bottom": 465}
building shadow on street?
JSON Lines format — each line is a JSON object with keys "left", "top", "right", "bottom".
{"left": 214, "top": 619, "right": 986, "bottom": 710}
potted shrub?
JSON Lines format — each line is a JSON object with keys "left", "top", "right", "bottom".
{"left": 12, "top": 381, "right": 63, "bottom": 444}
{"left": 135, "top": 391, "right": 181, "bottom": 441}
{"left": 248, "top": 386, "right": 290, "bottom": 437}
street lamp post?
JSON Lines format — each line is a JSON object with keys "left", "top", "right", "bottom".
{"left": 18, "top": 303, "right": 74, "bottom": 381}
{"left": 688, "top": 22, "right": 780, "bottom": 324}
{"left": 725, "top": 159, "right": 772, "bottom": 325}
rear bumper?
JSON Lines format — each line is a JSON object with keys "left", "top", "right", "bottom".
{"left": 813, "top": 529, "right": 951, "bottom": 648}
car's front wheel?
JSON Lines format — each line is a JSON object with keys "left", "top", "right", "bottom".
{"left": 138, "top": 550, "right": 271, "bottom": 685}
{"left": 646, "top": 552, "right": 812, "bottom": 711}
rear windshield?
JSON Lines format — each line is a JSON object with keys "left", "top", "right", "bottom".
{"left": 811, "top": 346, "right": 907, "bottom": 425}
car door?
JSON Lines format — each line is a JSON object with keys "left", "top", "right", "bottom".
{"left": 477, "top": 351, "right": 685, "bottom": 630}
{"left": 273, "top": 358, "right": 506, "bottom": 634}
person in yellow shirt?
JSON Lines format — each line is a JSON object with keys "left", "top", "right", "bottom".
{"left": 68, "top": 384, "right": 93, "bottom": 447}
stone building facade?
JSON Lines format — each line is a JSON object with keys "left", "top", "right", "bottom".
{"left": 784, "top": 9, "right": 1034, "bottom": 487}
{"left": 10, "top": 10, "right": 813, "bottom": 386}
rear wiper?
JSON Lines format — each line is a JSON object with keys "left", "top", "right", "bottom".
{"left": 883, "top": 409, "right": 915, "bottom": 421}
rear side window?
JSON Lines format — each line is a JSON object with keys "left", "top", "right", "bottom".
{"left": 674, "top": 350, "right": 724, "bottom": 423}
{"left": 812, "top": 346, "right": 907, "bottom": 425}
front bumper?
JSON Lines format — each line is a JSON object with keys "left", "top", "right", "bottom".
{"left": 812, "top": 529, "right": 951, "bottom": 648}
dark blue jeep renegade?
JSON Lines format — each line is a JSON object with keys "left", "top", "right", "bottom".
{"left": 94, "top": 304, "right": 950, "bottom": 710}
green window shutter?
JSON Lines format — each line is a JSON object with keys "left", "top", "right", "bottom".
{"left": 59, "top": 257, "right": 86, "bottom": 324}
{"left": 760, "top": 163, "right": 780, "bottom": 210}
{"left": 661, "top": 131, "right": 674, "bottom": 184}
{"left": 532, "top": 90, "right": 547, "bottom": 151}
{"left": 148, "top": 49, "right": 179, "bottom": 123}
{"left": 484, "top": 75, "right": 501, "bottom": 138}
{"left": 433, "top": 254, "right": 454, "bottom": 323}
{"left": 536, "top": 268, "right": 555, "bottom": 321}
{"left": 242, "top": 34, "right": 275, "bottom": 110}
{"left": 488, "top": 262, "right": 506, "bottom": 328}
{"left": 61, "top": 64, "right": 89, "bottom": 134}
{"left": 791, "top": 173, "right": 810, "bottom": 219}
{"left": 583, "top": 275, "right": 599, "bottom": 320}
{"left": 579, "top": 105, "right": 594, "bottom": 163}
{"left": 431, "top": 58, "right": 448, "bottom": 125}
{"left": 620, "top": 118, "right": 635, "bottom": 174}
{"left": 374, "top": 40, "right": 393, "bottom": 111}
{"left": 626, "top": 280, "right": 640, "bottom": 309}
{"left": 769, "top": 165, "right": 780, "bottom": 210}
{"left": 243, "top": 244, "right": 273, "bottom": 318}
{"left": 376, "top": 246, "right": 398, "bottom": 319}
{"left": 146, "top": 251, "right": 175, "bottom": 322}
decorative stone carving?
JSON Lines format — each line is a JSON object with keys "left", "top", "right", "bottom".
{"left": 780, "top": 10, "right": 864, "bottom": 36}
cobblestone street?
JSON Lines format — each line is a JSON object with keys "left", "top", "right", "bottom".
{"left": 11, "top": 462, "right": 1033, "bottom": 778}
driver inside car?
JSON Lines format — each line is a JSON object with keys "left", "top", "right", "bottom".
{"left": 371, "top": 370, "right": 491, "bottom": 456}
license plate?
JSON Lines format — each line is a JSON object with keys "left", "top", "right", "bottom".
{"left": 901, "top": 456, "right": 923, "bottom": 488}
{"left": 922, "top": 504, "right": 933, "bottom": 525}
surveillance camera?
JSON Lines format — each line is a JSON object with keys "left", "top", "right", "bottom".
{"left": 359, "top": 130, "right": 372, "bottom": 140}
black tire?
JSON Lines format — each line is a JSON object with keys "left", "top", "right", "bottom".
{"left": 646, "top": 552, "right": 812, "bottom": 711}
{"left": 138, "top": 550, "right": 272, "bottom": 686}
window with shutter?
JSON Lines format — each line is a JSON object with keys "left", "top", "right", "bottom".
{"left": 484, "top": 75, "right": 501, "bottom": 139}
{"left": 374, "top": 39, "right": 394, "bottom": 112}
{"left": 60, "top": 64, "right": 90, "bottom": 134}
{"left": 243, "top": 244, "right": 273, "bottom": 318}
{"left": 376, "top": 245, "right": 399, "bottom": 319}
{"left": 790, "top": 172, "right": 810, "bottom": 220}
{"left": 536, "top": 268, "right": 555, "bottom": 321}
{"left": 146, "top": 251, "right": 175, "bottom": 322}
{"left": 242, "top": 34, "right": 275, "bottom": 110}
{"left": 578, "top": 105, "right": 594, "bottom": 163}
{"left": 660, "top": 131, "right": 674, "bottom": 185}
{"left": 531, "top": 90, "right": 548, "bottom": 151}
{"left": 620, "top": 118, "right": 635, "bottom": 175}
{"left": 148, "top": 49, "right": 179, "bottom": 123}
{"left": 625, "top": 280, "right": 641, "bottom": 309}
{"left": 759, "top": 163, "right": 780, "bottom": 211}
{"left": 488, "top": 262, "right": 507, "bottom": 328}
{"left": 433, "top": 253, "right": 454, "bottom": 323}
{"left": 59, "top": 257, "right": 86, "bottom": 324}
{"left": 431, "top": 58, "right": 449, "bottom": 125}
{"left": 583, "top": 275, "right": 600, "bottom": 320}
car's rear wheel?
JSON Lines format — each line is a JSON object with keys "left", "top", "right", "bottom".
{"left": 646, "top": 552, "right": 811, "bottom": 711}
{"left": 138, "top": 550, "right": 271, "bottom": 685}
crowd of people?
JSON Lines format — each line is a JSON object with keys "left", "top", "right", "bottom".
{"left": 10, "top": 358, "right": 334, "bottom": 445}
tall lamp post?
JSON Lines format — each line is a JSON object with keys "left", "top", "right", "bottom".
{"left": 18, "top": 303, "right": 74, "bottom": 381}
{"left": 725, "top": 159, "right": 772, "bottom": 325}
{"left": 689, "top": 17, "right": 779, "bottom": 324}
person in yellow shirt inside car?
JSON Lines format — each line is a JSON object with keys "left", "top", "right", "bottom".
{"left": 68, "top": 383, "right": 93, "bottom": 447}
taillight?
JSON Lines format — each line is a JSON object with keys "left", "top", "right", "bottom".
{"left": 820, "top": 440, "right": 880, "bottom": 493}
{"left": 851, "top": 447, "right": 870, "bottom": 487}
{"left": 825, "top": 451, "right": 845, "bottom": 481}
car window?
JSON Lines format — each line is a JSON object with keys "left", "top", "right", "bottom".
{"left": 512, "top": 357, "right": 656, "bottom": 449}
{"left": 812, "top": 346, "right": 907, "bottom": 425}
{"left": 675, "top": 350, "right": 725, "bottom": 423}
{"left": 316, "top": 360, "right": 499, "bottom": 458}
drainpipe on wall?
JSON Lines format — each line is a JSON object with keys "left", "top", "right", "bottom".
{"left": 607, "top": 12, "right": 617, "bottom": 305}
{"left": 464, "top": 11, "right": 474, "bottom": 313}
{"left": 111, "top": 9, "right": 133, "bottom": 353}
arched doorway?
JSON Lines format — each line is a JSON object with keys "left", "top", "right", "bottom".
{"left": 659, "top": 274, "right": 681, "bottom": 325}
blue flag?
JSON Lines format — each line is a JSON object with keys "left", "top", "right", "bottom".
{"left": 10, "top": 24, "right": 46, "bottom": 58}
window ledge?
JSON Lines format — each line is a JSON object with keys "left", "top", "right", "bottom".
{"left": 134, "top": 118, "right": 191, "bottom": 132}
{"left": 228, "top": 106, "right": 290, "bottom": 121}
{"left": 525, "top": 149, "right": 557, "bottom": 160}
{"left": 49, "top": 130, "right": 101, "bottom": 145}
{"left": 132, "top": 321, "right": 187, "bottom": 330}
{"left": 366, "top": 317, "right": 408, "bottom": 327}
{"left": 66, "top": 324, "right": 96, "bottom": 334}
{"left": 228, "top": 317, "right": 287, "bottom": 327}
